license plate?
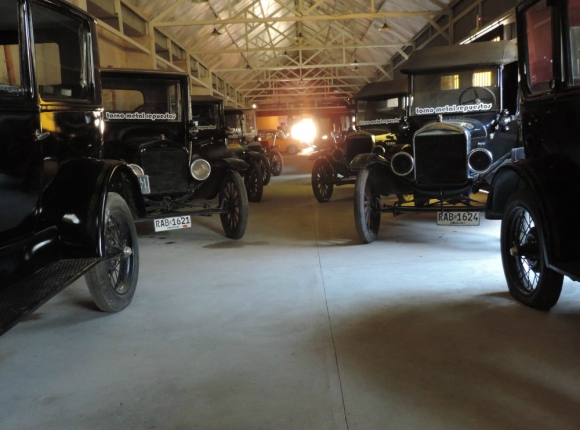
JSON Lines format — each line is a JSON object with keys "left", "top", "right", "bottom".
{"left": 154, "top": 215, "right": 192, "bottom": 232}
{"left": 437, "top": 211, "right": 480, "bottom": 226}
{"left": 138, "top": 175, "right": 151, "bottom": 194}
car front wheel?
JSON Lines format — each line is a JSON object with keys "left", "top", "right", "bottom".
{"left": 270, "top": 150, "right": 284, "bottom": 176}
{"left": 501, "top": 189, "right": 564, "bottom": 309}
{"left": 85, "top": 192, "right": 139, "bottom": 312}
{"left": 311, "top": 158, "right": 334, "bottom": 203}
{"left": 354, "top": 167, "right": 381, "bottom": 244}
{"left": 220, "top": 171, "right": 249, "bottom": 239}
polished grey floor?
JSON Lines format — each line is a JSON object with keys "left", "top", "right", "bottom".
{"left": 1, "top": 155, "right": 579, "bottom": 430}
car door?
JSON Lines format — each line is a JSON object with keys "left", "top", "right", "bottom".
{"left": 0, "top": 0, "right": 42, "bottom": 245}
{"left": 518, "top": 0, "right": 558, "bottom": 159}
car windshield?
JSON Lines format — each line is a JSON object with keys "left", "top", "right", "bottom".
{"left": 225, "top": 113, "right": 242, "bottom": 133}
{"left": 191, "top": 103, "right": 220, "bottom": 130}
{"left": 102, "top": 77, "right": 181, "bottom": 121}
{"left": 356, "top": 97, "right": 406, "bottom": 126}
{"left": 411, "top": 68, "right": 500, "bottom": 116}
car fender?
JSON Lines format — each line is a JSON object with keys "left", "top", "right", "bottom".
{"left": 39, "top": 158, "right": 145, "bottom": 259}
{"left": 349, "top": 153, "right": 388, "bottom": 172}
{"left": 486, "top": 155, "right": 580, "bottom": 271}
{"left": 195, "top": 158, "right": 249, "bottom": 200}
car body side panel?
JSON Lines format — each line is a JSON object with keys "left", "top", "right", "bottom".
{"left": 486, "top": 156, "right": 580, "bottom": 273}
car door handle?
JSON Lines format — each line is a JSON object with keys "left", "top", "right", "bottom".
{"left": 35, "top": 129, "right": 50, "bottom": 141}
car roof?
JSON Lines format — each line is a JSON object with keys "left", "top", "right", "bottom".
{"left": 400, "top": 40, "right": 517, "bottom": 74}
{"left": 353, "top": 79, "right": 408, "bottom": 100}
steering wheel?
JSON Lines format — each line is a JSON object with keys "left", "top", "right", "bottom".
{"left": 458, "top": 86, "right": 496, "bottom": 107}
{"left": 133, "top": 103, "right": 164, "bottom": 113}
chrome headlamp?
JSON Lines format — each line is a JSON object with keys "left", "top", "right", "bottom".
{"left": 190, "top": 158, "right": 211, "bottom": 181}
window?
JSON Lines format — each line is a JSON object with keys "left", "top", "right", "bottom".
{"left": 102, "top": 78, "right": 181, "bottom": 121}
{"left": 473, "top": 71, "right": 492, "bottom": 87}
{"left": 103, "top": 89, "right": 144, "bottom": 111}
{"left": 441, "top": 75, "right": 459, "bottom": 90}
{"left": 525, "top": 0, "right": 553, "bottom": 92}
{"left": 567, "top": 0, "right": 580, "bottom": 85}
{"left": 0, "top": 2, "right": 23, "bottom": 97}
{"left": 31, "top": 1, "right": 91, "bottom": 101}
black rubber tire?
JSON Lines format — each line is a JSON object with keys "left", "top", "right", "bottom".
{"left": 270, "top": 150, "right": 284, "bottom": 176}
{"left": 244, "top": 160, "right": 264, "bottom": 202}
{"left": 85, "top": 193, "right": 139, "bottom": 312}
{"left": 501, "top": 189, "right": 564, "bottom": 309}
{"left": 258, "top": 153, "right": 272, "bottom": 186}
{"left": 286, "top": 144, "right": 299, "bottom": 155}
{"left": 219, "top": 171, "right": 249, "bottom": 239}
{"left": 354, "top": 167, "right": 381, "bottom": 244}
{"left": 311, "top": 158, "right": 334, "bottom": 203}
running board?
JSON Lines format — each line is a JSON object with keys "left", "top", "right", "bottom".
{"left": 0, "top": 258, "right": 98, "bottom": 336}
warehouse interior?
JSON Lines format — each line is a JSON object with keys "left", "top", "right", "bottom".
{"left": 2, "top": 0, "right": 580, "bottom": 429}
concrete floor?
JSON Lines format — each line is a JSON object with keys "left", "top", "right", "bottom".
{"left": 1, "top": 155, "right": 580, "bottom": 430}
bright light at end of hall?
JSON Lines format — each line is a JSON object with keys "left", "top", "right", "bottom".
{"left": 291, "top": 119, "right": 316, "bottom": 144}
{"left": 252, "top": 103, "right": 257, "bottom": 109}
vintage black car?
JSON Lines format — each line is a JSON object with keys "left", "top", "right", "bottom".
{"left": 252, "top": 130, "right": 285, "bottom": 176}
{"left": 191, "top": 97, "right": 264, "bottom": 202}
{"left": 351, "top": 40, "right": 520, "bottom": 243}
{"left": 485, "top": 0, "right": 580, "bottom": 309}
{"left": 0, "top": 0, "right": 143, "bottom": 335}
{"left": 225, "top": 108, "right": 272, "bottom": 186}
{"left": 101, "top": 70, "right": 249, "bottom": 239}
{"left": 310, "top": 80, "right": 407, "bottom": 203}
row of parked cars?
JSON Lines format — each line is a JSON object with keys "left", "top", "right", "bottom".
{"left": 1, "top": 0, "right": 579, "bottom": 336}
{"left": 309, "top": 0, "right": 580, "bottom": 311}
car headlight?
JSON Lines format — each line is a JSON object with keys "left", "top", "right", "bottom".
{"left": 391, "top": 152, "right": 414, "bottom": 176}
{"left": 190, "top": 158, "right": 211, "bottom": 181}
{"left": 468, "top": 148, "right": 493, "bottom": 174}
{"left": 129, "top": 164, "right": 144, "bottom": 177}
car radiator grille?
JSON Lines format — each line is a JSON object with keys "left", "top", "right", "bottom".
{"left": 414, "top": 132, "right": 467, "bottom": 185}
{"left": 345, "top": 136, "right": 373, "bottom": 163}
{"left": 141, "top": 148, "right": 189, "bottom": 195}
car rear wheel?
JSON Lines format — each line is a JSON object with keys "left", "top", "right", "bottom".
{"left": 501, "top": 189, "right": 563, "bottom": 309}
{"left": 270, "top": 150, "right": 284, "bottom": 176}
{"left": 244, "top": 160, "right": 264, "bottom": 202}
{"left": 311, "top": 158, "right": 334, "bottom": 203}
{"left": 354, "top": 167, "right": 381, "bottom": 244}
{"left": 85, "top": 192, "right": 139, "bottom": 312}
{"left": 220, "top": 171, "right": 249, "bottom": 239}
{"left": 258, "top": 153, "right": 272, "bottom": 185}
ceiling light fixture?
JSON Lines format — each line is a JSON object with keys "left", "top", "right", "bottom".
{"left": 281, "top": 50, "right": 289, "bottom": 56}
{"left": 245, "top": 63, "right": 252, "bottom": 70}
{"left": 295, "top": 32, "right": 306, "bottom": 41}
{"left": 210, "top": 27, "right": 222, "bottom": 36}
{"left": 350, "top": 59, "right": 359, "bottom": 67}
{"left": 378, "top": 22, "right": 391, "bottom": 32}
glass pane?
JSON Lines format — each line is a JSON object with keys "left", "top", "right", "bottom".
{"left": 473, "top": 71, "right": 492, "bottom": 87}
{"left": 441, "top": 75, "right": 459, "bottom": 90}
{"left": 191, "top": 103, "right": 220, "bottom": 128}
{"left": 102, "top": 78, "right": 180, "bottom": 121}
{"left": 568, "top": 0, "right": 580, "bottom": 84}
{"left": 412, "top": 68, "right": 500, "bottom": 115}
{"left": 31, "top": 1, "right": 90, "bottom": 100}
{"left": 525, "top": 1, "right": 553, "bottom": 92}
{"left": 0, "top": 2, "right": 23, "bottom": 97}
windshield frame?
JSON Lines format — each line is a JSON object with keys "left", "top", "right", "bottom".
{"left": 355, "top": 95, "right": 407, "bottom": 126}
{"left": 102, "top": 76, "right": 182, "bottom": 123}
{"left": 409, "top": 66, "right": 502, "bottom": 117}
